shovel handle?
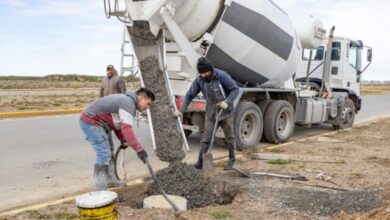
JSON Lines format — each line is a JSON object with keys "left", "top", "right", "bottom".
{"left": 144, "top": 159, "right": 180, "bottom": 211}
{"left": 206, "top": 108, "right": 224, "bottom": 155}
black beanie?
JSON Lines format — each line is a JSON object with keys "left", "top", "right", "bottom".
{"left": 197, "top": 57, "right": 213, "bottom": 73}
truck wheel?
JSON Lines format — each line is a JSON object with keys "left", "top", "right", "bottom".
{"left": 258, "top": 99, "right": 273, "bottom": 142}
{"left": 264, "top": 100, "right": 295, "bottom": 144}
{"left": 234, "top": 102, "right": 263, "bottom": 151}
{"left": 332, "top": 98, "right": 355, "bottom": 130}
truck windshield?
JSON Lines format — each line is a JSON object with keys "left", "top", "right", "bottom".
{"left": 302, "top": 47, "right": 324, "bottom": 61}
{"left": 302, "top": 42, "right": 341, "bottom": 61}
{"left": 348, "top": 45, "right": 359, "bottom": 69}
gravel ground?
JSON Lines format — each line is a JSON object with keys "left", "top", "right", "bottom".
{"left": 4, "top": 117, "right": 389, "bottom": 220}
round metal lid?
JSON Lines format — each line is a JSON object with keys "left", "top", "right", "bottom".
{"left": 75, "top": 191, "right": 118, "bottom": 208}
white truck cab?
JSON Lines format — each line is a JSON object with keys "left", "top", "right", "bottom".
{"left": 296, "top": 37, "right": 373, "bottom": 111}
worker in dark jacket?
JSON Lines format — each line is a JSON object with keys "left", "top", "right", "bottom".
{"left": 80, "top": 88, "right": 154, "bottom": 190}
{"left": 175, "top": 57, "right": 239, "bottom": 170}
{"left": 99, "top": 64, "right": 127, "bottom": 97}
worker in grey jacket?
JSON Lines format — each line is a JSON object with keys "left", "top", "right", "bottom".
{"left": 80, "top": 88, "right": 154, "bottom": 190}
{"left": 175, "top": 57, "right": 239, "bottom": 170}
{"left": 99, "top": 65, "right": 127, "bottom": 97}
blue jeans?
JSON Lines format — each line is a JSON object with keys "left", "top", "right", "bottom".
{"left": 79, "top": 119, "right": 114, "bottom": 165}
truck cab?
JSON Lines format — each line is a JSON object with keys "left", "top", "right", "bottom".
{"left": 295, "top": 37, "right": 373, "bottom": 111}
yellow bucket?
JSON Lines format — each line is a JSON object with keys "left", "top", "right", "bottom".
{"left": 75, "top": 191, "right": 118, "bottom": 220}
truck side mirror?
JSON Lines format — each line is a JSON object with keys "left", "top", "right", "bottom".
{"left": 367, "top": 48, "right": 372, "bottom": 62}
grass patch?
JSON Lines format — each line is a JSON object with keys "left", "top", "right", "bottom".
{"left": 268, "top": 148, "right": 285, "bottom": 153}
{"left": 16, "top": 106, "right": 34, "bottom": 111}
{"left": 25, "top": 210, "right": 50, "bottom": 219}
{"left": 209, "top": 209, "right": 232, "bottom": 219}
{"left": 54, "top": 211, "right": 77, "bottom": 219}
{"left": 268, "top": 159, "right": 290, "bottom": 165}
{"left": 251, "top": 147, "right": 262, "bottom": 153}
{"left": 366, "top": 156, "right": 378, "bottom": 160}
{"left": 350, "top": 172, "right": 363, "bottom": 179}
{"left": 52, "top": 102, "right": 63, "bottom": 107}
{"left": 361, "top": 84, "right": 390, "bottom": 95}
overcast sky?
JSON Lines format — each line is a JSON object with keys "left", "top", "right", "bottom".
{"left": 0, "top": 0, "right": 388, "bottom": 80}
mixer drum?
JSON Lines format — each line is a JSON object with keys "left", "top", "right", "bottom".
{"left": 205, "top": 0, "right": 302, "bottom": 87}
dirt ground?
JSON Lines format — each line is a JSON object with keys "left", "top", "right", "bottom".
{"left": 2, "top": 117, "right": 389, "bottom": 220}
{"left": 361, "top": 82, "right": 390, "bottom": 95}
{"left": 0, "top": 89, "right": 98, "bottom": 112}
{"left": 0, "top": 76, "right": 140, "bottom": 112}
{"left": 0, "top": 78, "right": 387, "bottom": 113}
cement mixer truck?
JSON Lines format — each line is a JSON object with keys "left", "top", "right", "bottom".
{"left": 104, "top": 0, "right": 372, "bottom": 150}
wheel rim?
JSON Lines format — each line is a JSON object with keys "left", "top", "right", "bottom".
{"left": 276, "top": 108, "right": 294, "bottom": 138}
{"left": 240, "top": 110, "right": 258, "bottom": 141}
{"left": 114, "top": 148, "right": 127, "bottom": 180}
{"left": 342, "top": 106, "right": 353, "bottom": 125}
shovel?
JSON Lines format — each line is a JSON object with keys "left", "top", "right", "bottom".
{"left": 252, "top": 171, "right": 308, "bottom": 181}
{"left": 144, "top": 158, "right": 180, "bottom": 211}
{"left": 231, "top": 164, "right": 251, "bottom": 178}
{"left": 202, "top": 108, "right": 223, "bottom": 172}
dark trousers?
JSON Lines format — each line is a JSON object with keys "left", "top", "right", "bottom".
{"left": 198, "top": 113, "right": 236, "bottom": 164}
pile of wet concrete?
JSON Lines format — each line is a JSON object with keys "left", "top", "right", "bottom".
{"left": 147, "top": 161, "right": 239, "bottom": 209}
{"left": 118, "top": 162, "right": 239, "bottom": 209}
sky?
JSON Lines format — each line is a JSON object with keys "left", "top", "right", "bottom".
{"left": 0, "top": 0, "right": 388, "bottom": 80}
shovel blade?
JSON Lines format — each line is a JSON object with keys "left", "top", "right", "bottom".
{"left": 232, "top": 165, "right": 251, "bottom": 178}
{"left": 202, "top": 153, "right": 214, "bottom": 171}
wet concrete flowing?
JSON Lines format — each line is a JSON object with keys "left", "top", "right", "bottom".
{"left": 129, "top": 21, "right": 185, "bottom": 162}
{"left": 139, "top": 56, "right": 185, "bottom": 162}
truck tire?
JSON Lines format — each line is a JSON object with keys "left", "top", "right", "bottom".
{"left": 258, "top": 99, "right": 272, "bottom": 142}
{"left": 264, "top": 100, "right": 295, "bottom": 144}
{"left": 234, "top": 102, "right": 263, "bottom": 151}
{"left": 332, "top": 98, "right": 355, "bottom": 130}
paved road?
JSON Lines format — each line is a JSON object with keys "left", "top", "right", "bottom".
{"left": 1, "top": 94, "right": 390, "bottom": 212}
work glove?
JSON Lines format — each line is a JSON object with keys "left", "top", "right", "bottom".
{"left": 174, "top": 110, "right": 183, "bottom": 117}
{"left": 217, "top": 100, "right": 228, "bottom": 109}
{"left": 137, "top": 150, "right": 148, "bottom": 164}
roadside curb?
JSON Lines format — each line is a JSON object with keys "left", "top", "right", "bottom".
{"left": 0, "top": 109, "right": 83, "bottom": 119}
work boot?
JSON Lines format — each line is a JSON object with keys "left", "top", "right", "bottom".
{"left": 224, "top": 138, "right": 236, "bottom": 170}
{"left": 194, "top": 153, "right": 203, "bottom": 169}
{"left": 224, "top": 157, "right": 236, "bottom": 170}
{"left": 107, "top": 158, "right": 127, "bottom": 187}
{"left": 194, "top": 160, "right": 203, "bottom": 170}
{"left": 93, "top": 164, "right": 110, "bottom": 191}
{"left": 193, "top": 146, "right": 205, "bottom": 169}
